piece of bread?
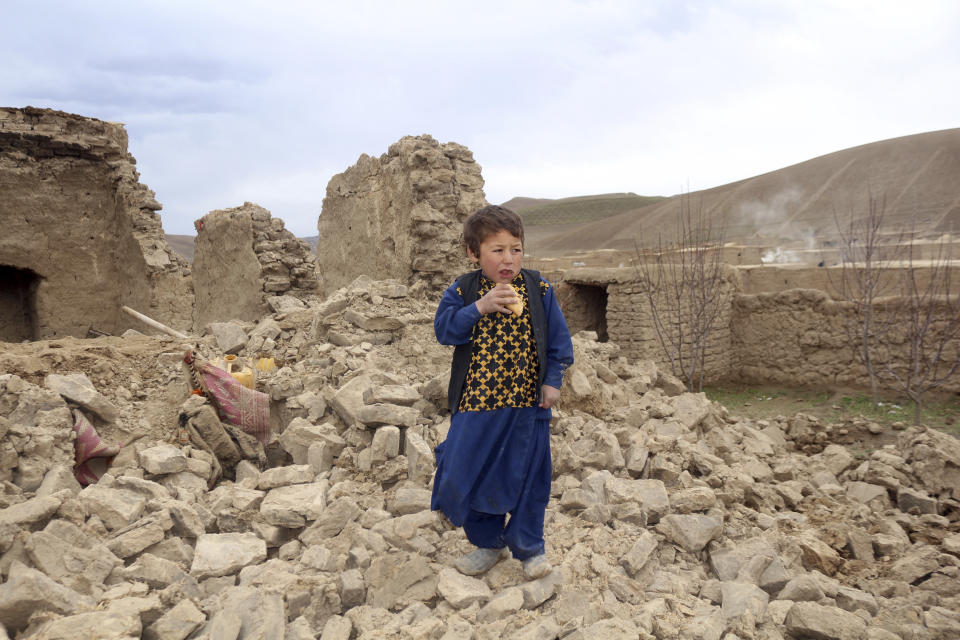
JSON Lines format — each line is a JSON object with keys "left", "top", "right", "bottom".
{"left": 504, "top": 285, "right": 524, "bottom": 316}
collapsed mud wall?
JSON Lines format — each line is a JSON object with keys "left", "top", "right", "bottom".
{"left": 0, "top": 107, "right": 191, "bottom": 341}
{"left": 560, "top": 268, "right": 737, "bottom": 383}
{"left": 732, "top": 288, "right": 960, "bottom": 393}
{"left": 317, "top": 135, "right": 486, "bottom": 295}
{"left": 559, "top": 266, "right": 960, "bottom": 394}
{"left": 193, "top": 203, "right": 319, "bottom": 329}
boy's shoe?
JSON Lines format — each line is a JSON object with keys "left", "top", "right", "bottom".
{"left": 455, "top": 547, "right": 508, "bottom": 576}
{"left": 522, "top": 553, "right": 552, "bottom": 580}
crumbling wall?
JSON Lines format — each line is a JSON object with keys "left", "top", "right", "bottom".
{"left": 0, "top": 107, "right": 191, "bottom": 340}
{"left": 560, "top": 268, "right": 737, "bottom": 384}
{"left": 732, "top": 288, "right": 960, "bottom": 392}
{"left": 193, "top": 202, "right": 319, "bottom": 330}
{"left": 317, "top": 135, "right": 486, "bottom": 294}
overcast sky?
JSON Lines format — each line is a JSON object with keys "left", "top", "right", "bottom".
{"left": 4, "top": 1, "right": 958, "bottom": 236}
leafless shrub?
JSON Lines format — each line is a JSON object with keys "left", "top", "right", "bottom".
{"left": 634, "top": 193, "right": 730, "bottom": 391}
{"left": 881, "top": 231, "right": 960, "bottom": 424}
{"left": 829, "top": 195, "right": 903, "bottom": 404}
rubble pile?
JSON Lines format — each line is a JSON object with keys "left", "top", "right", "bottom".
{"left": 0, "top": 278, "right": 958, "bottom": 640}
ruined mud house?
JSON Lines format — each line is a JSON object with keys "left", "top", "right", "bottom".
{"left": 0, "top": 107, "right": 191, "bottom": 342}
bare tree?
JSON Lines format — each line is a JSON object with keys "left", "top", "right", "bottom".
{"left": 881, "top": 231, "right": 960, "bottom": 424}
{"left": 829, "top": 195, "right": 901, "bottom": 404}
{"left": 634, "top": 193, "right": 730, "bottom": 391}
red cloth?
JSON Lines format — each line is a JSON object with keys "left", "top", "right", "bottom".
{"left": 72, "top": 410, "right": 121, "bottom": 485}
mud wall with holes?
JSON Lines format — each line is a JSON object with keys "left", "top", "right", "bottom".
{"left": 316, "top": 135, "right": 486, "bottom": 296}
{"left": 556, "top": 266, "right": 959, "bottom": 393}
{"left": 558, "top": 267, "right": 737, "bottom": 383}
{"left": 732, "top": 288, "right": 960, "bottom": 393}
{"left": 0, "top": 107, "right": 192, "bottom": 340}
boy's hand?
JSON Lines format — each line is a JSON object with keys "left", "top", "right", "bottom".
{"left": 539, "top": 384, "right": 561, "bottom": 409}
{"left": 475, "top": 284, "right": 520, "bottom": 315}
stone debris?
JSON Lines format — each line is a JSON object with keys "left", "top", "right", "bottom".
{"left": 0, "top": 277, "right": 958, "bottom": 640}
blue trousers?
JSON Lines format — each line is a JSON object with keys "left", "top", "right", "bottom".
{"left": 432, "top": 409, "right": 552, "bottom": 561}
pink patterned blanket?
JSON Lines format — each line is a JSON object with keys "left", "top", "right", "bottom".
{"left": 73, "top": 410, "right": 121, "bottom": 485}
{"left": 187, "top": 352, "right": 271, "bottom": 445}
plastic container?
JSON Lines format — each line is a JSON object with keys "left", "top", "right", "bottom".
{"left": 214, "top": 355, "right": 255, "bottom": 389}
{"left": 255, "top": 357, "right": 277, "bottom": 374}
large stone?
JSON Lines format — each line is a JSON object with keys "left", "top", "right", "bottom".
{"left": 896, "top": 487, "right": 938, "bottom": 514}
{"left": 356, "top": 404, "right": 420, "bottom": 428}
{"left": 144, "top": 599, "right": 206, "bottom": 640}
{"left": 567, "top": 617, "right": 640, "bottom": 640}
{"left": 656, "top": 514, "right": 723, "bottom": 553}
{"left": 45, "top": 373, "right": 120, "bottom": 423}
{"left": 720, "top": 581, "right": 769, "bottom": 620}
{"left": 925, "top": 607, "right": 960, "bottom": 639}
{"left": 279, "top": 418, "right": 344, "bottom": 465}
{"left": 190, "top": 533, "right": 267, "bottom": 579}
{"left": 632, "top": 479, "right": 670, "bottom": 523}
{"left": 365, "top": 552, "right": 436, "bottom": 610}
{"left": 777, "top": 574, "right": 825, "bottom": 602}
{"left": 138, "top": 444, "right": 189, "bottom": 475}
{"left": 370, "top": 426, "right": 401, "bottom": 462}
{"left": 164, "top": 499, "right": 207, "bottom": 539}
{"left": 123, "top": 553, "right": 192, "bottom": 590}
{"left": 24, "top": 520, "right": 122, "bottom": 595}
{"left": 405, "top": 431, "right": 435, "bottom": 484}
{"left": 330, "top": 375, "right": 375, "bottom": 425}
{"left": 107, "top": 522, "right": 167, "bottom": 559}
{"left": 0, "top": 560, "right": 96, "bottom": 632}
{"left": 344, "top": 309, "right": 406, "bottom": 332}
{"left": 260, "top": 482, "right": 327, "bottom": 528}
{"left": 621, "top": 530, "right": 659, "bottom": 577}
{"left": 36, "top": 464, "right": 83, "bottom": 497}
{"left": 796, "top": 535, "right": 843, "bottom": 576}
{"left": 845, "top": 481, "right": 890, "bottom": 509}
{"left": 669, "top": 487, "right": 717, "bottom": 513}
{"left": 437, "top": 568, "right": 492, "bottom": 609}
{"left": 207, "top": 322, "right": 249, "bottom": 354}
{"left": 78, "top": 485, "right": 146, "bottom": 531}
{"left": 300, "top": 497, "right": 362, "bottom": 544}
{"left": 520, "top": 569, "right": 564, "bottom": 609}
{"left": 25, "top": 610, "right": 141, "bottom": 640}
{"left": 387, "top": 487, "right": 432, "bottom": 516}
{"left": 364, "top": 385, "right": 420, "bottom": 406}
{"left": 835, "top": 585, "right": 879, "bottom": 615}
{"left": 258, "top": 464, "right": 315, "bottom": 489}
{"left": 783, "top": 601, "right": 868, "bottom": 640}
{"left": 478, "top": 587, "right": 524, "bottom": 623}
{"left": 0, "top": 495, "right": 62, "bottom": 530}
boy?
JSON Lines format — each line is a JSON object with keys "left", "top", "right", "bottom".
{"left": 431, "top": 205, "right": 574, "bottom": 580}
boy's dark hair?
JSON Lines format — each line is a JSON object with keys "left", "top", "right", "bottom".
{"left": 463, "top": 205, "right": 524, "bottom": 257}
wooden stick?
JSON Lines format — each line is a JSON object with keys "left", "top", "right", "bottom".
{"left": 121, "top": 305, "right": 190, "bottom": 339}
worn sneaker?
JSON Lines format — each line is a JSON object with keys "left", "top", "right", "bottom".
{"left": 455, "top": 547, "right": 508, "bottom": 576}
{"left": 522, "top": 553, "right": 552, "bottom": 580}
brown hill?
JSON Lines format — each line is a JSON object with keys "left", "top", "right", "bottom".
{"left": 165, "top": 234, "right": 194, "bottom": 261}
{"left": 500, "top": 196, "right": 557, "bottom": 211}
{"left": 525, "top": 128, "right": 960, "bottom": 256}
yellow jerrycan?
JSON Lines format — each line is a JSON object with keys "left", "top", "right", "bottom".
{"left": 214, "top": 354, "right": 255, "bottom": 389}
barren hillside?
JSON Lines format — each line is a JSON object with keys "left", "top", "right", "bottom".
{"left": 524, "top": 129, "right": 960, "bottom": 257}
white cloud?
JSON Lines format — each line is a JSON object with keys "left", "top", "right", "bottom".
{"left": 2, "top": 0, "right": 958, "bottom": 236}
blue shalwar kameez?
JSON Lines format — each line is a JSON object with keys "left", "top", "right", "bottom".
{"left": 431, "top": 273, "right": 574, "bottom": 560}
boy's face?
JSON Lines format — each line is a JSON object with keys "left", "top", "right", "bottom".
{"left": 468, "top": 228, "right": 524, "bottom": 283}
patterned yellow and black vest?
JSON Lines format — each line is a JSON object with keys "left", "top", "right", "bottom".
{"left": 448, "top": 270, "right": 550, "bottom": 413}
